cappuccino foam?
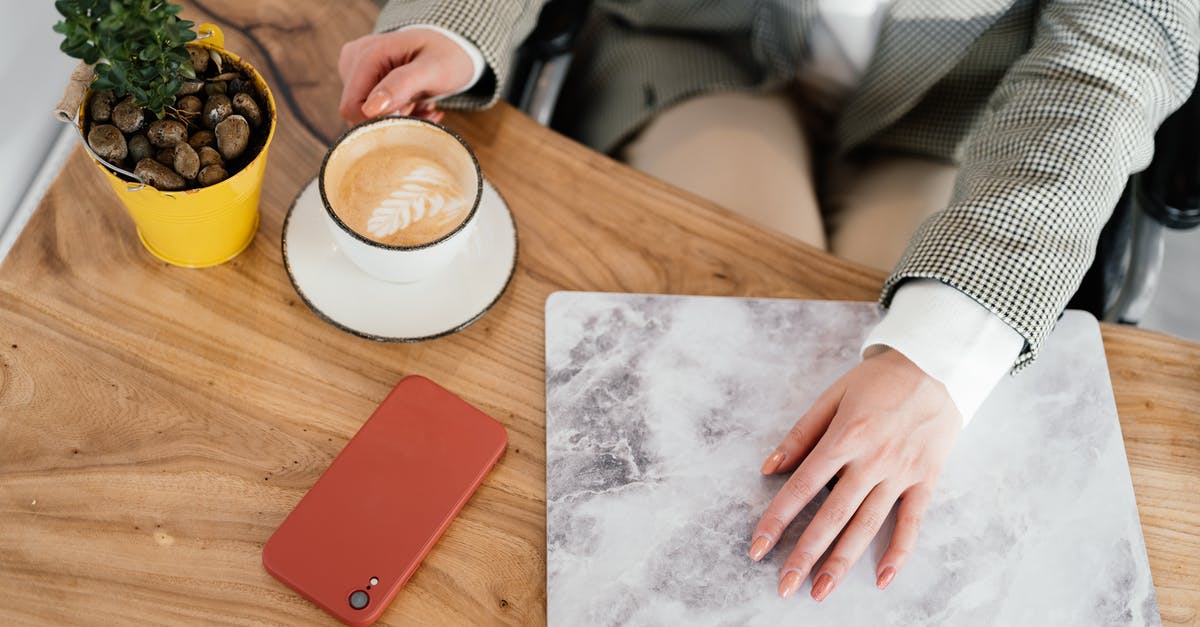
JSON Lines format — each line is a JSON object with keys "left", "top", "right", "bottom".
{"left": 324, "top": 122, "right": 477, "bottom": 247}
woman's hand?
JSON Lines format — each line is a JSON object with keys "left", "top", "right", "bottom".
{"left": 749, "top": 347, "right": 961, "bottom": 601}
{"left": 338, "top": 29, "right": 475, "bottom": 125}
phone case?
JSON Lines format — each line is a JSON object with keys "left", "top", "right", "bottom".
{"left": 262, "top": 375, "right": 507, "bottom": 626}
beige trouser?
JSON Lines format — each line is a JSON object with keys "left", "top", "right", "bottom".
{"left": 621, "top": 90, "right": 958, "bottom": 271}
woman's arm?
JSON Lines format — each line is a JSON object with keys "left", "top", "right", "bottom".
{"left": 339, "top": 0, "right": 548, "bottom": 123}
{"left": 885, "top": 0, "right": 1199, "bottom": 369}
{"left": 752, "top": 0, "right": 1199, "bottom": 603}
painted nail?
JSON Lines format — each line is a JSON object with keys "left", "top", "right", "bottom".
{"left": 363, "top": 90, "right": 392, "bottom": 116}
{"left": 812, "top": 573, "right": 834, "bottom": 601}
{"left": 748, "top": 536, "right": 771, "bottom": 561}
{"left": 778, "top": 571, "right": 801, "bottom": 599}
{"left": 760, "top": 451, "right": 785, "bottom": 474}
{"left": 876, "top": 566, "right": 896, "bottom": 590}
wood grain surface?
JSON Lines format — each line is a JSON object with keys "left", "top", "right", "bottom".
{"left": 1, "top": 1, "right": 1197, "bottom": 625}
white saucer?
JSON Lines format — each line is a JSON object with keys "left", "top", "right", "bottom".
{"left": 282, "top": 176, "right": 517, "bottom": 341}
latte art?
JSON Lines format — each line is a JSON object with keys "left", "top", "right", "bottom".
{"left": 329, "top": 141, "right": 476, "bottom": 247}
{"left": 319, "top": 117, "right": 482, "bottom": 283}
{"left": 365, "top": 162, "right": 467, "bottom": 240}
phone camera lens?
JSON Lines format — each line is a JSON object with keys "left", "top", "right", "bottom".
{"left": 349, "top": 590, "right": 370, "bottom": 610}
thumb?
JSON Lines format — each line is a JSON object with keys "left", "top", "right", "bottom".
{"left": 361, "top": 62, "right": 436, "bottom": 119}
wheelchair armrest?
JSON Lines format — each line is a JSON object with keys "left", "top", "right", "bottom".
{"left": 505, "top": 0, "right": 592, "bottom": 124}
{"left": 524, "top": 0, "right": 592, "bottom": 59}
{"left": 1139, "top": 72, "right": 1200, "bottom": 230}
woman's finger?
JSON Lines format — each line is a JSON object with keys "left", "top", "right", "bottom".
{"left": 749, "top": 438, "right": 844, "bottom": 562}
{"left": 338, "top": 40, "right": 396, "bottom": 122}
{"left": 337, "top": 37, "right": 363, "bottom": 83}
{"left": 776, "top": 471, "right": 876, "bottom": 599}
{"left": 411, "top": 100, "right": 444, "bottom": 123}
{"left": 761, "top": 381, "right": 845, "bottom": 475}
{"left": 361, "top": 62, "right": 437, "bottom": 119}
{"left": 875, "top": 483, "right": 935, "bottom": 589}
{"left": 806, "top": 481, "right": 902, "bottom": 601}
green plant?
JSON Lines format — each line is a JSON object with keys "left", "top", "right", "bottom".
{"left": 53, "top": 0, "right": 197, "bottom": 118}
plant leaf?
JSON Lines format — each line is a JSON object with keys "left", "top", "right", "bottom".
{"left": 53, "top": 0, "right": 198, "bottom": 114}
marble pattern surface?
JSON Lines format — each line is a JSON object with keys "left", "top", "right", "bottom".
{"left": 544, "top": 293, "right": 1158, "bottom": 627}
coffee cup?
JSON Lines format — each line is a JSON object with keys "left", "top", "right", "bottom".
{"left": 318, "top": 116, "right": 482, "bottom": 283}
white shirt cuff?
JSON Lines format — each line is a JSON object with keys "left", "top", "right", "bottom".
{"left": 396, "top": 24, "right": 486, "bottom": 96}
{"left": 861, "top": 279, "right": 1025, "bottom": 427}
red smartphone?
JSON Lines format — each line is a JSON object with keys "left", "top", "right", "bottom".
{"left": 262, "top": 375, "right": 507, "bottom": 626}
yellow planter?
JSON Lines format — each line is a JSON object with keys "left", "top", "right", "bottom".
{"left": 78, "top": 23, "right": 277, "bottom": 267}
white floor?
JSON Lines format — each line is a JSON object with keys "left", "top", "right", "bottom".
{"left": 1141, "top": 229, "right": 1200, "bottom": 342}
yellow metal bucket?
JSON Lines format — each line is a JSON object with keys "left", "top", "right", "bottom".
{"left": 78, "top": 23, "right": 277, "bottom": 267}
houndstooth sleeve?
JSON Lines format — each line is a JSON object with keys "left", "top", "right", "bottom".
{"left": 375, "top": 0, "right": 548, "bottom": 110}
{"left": 884, "top": 0, "right": 1199, "bottom": 370}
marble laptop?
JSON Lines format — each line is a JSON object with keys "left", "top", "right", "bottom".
{"left": 544, "top": 293, "right": 1158, "bottom": 626}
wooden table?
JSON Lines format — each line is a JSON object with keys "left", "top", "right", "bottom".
{"left": 2, "top": 1, "right": 1198, "bottom": 624}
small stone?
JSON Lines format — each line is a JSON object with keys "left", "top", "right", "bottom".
{"left": 197, "top": 146, "right": 222, "bottom": 168}
{"left": 111, "top": 96, "right": 146, "bottom": 134}
{"left": 147, "top": 118, "right": 187, "bottom": 147}
{"left": 128, "top": 134, "right": 152, "bottom": 163}
{"left": 204, "top": 81, "right": 227, "bottom": 97}
{"left": 203, "top": 93, "right": 232, "bottom": 129}
{"left": 173, "top": 142, "right": 199, "bottom": 180}
{"left": 231, "top": 92, "right": 262, "bottom": 128}
{"left": 155, "top": 148, "right": 175, "bottom": 166}
{"left": 87, "top": 124, "right": 126, "bottom": 163}
{"left": 212, "top": 72, "right": 240, "bottom": 81}
{"left": 197, "top": 164, "right": 228, "bottom": 186}
{"left": 187, "top": 130, "right": 216, "bottom": 149}
{"left": 215, "top": 114, "right": 249, "bottom": 160}
{"left": 177, "top": 95, "right": 202, "bottom": 117}
{"left": 178, "top": 79, "right": 204, "bottom": 96}
{"left": 134, "top": 158, "right": 185, "bottom": 191}
{"left": 89, "top": 90, "right": 115, "bottom": 123}
{"left": 188, "top": 46, "right": 209, "bottom": 74}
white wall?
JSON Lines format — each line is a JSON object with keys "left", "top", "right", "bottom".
{"left": 0, "top": 1, "right": 79, "bottom": 240}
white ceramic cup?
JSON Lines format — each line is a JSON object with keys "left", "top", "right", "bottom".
{"left": 318, "top": 116, "right": 482, "bottom": 284}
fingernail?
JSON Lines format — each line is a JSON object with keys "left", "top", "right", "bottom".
{"left": 876, "top": 566, "right": 896, "bottom": 590}
{"left": 363, "top": 90, "right": 392, "bottom": 116}
{"left": 778, "top": 571, "right": 801, "bottom": 599}
{"left": 760, "top": 451, "right": 785, "bottom": 474}
{"left": 748, "top": 536, "right": 771, "bottom": 561}
{"left": 811, "top": 573, "right": 834, "bottom": 601}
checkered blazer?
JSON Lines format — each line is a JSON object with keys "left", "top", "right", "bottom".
{"left": 377, "top": 0, "right": 1199, "bottom": 369}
